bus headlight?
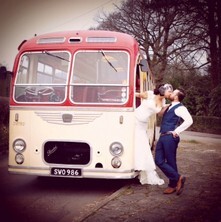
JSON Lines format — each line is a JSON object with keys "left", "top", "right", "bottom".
{"left": 111, "top": 157, "right": 122, "bottom": 168}
{"left": 13, "top": 139, "right": 26, "bottom": 153}
{"left": 109, "top": 142, "right": 123, "bottom": 156}
{"left": 15, "top": 153, "right": 24, "bottom": 164}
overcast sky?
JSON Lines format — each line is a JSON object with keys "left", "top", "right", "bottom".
{"left": 0, "top": 0, "right": 122, "bottom": 70}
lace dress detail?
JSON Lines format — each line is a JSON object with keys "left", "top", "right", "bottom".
{"left": 134, "top": 91, "right": 165, "bottom": 185}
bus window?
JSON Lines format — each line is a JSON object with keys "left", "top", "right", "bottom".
{"left": 135, "top": 64, "right": 141, "bottom": 108}
{"left": 14, "top": 51, "right": 70, "bottom": 103}
{"left": 135, "top": 58, "right": 150, "bottom": 108}
{"left": 70, "top": 50, "right": 129, "bottom": 104}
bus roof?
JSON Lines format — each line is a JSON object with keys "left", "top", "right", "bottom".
{"left": 18, "top": 30, "right": 139, "bottom": 52}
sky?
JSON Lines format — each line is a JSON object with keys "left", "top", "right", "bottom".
{"left": 0, "top": 0, "right": 122, "bottom": 70}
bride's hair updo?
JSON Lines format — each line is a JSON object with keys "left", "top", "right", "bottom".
{"left": 153, "top": 83, "right": 173, "bottom": 96}
{"left": 153, "top": 84, "right": 164, "bottom": 95}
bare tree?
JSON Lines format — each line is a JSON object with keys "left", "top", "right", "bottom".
{"left": 94, "top": 0, "right": 216, "bottom": 86}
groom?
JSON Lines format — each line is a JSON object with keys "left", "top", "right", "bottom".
{"left": 155, "top": 88, "right": 193, "bottom": 195}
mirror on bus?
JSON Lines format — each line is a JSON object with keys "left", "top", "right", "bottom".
{"left": 0, "top": 66, "right": 12, "bottom": 79}
{"left": 139, "top": 59, "right": 148, "bottom": 72}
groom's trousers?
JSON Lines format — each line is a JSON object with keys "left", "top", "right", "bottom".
{"left": 155, "top": 134, "right": 180, "bottom": 188}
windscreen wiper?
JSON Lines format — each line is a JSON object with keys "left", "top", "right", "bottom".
{"left": 43, "top": 51, "right": 70, "bottom": 62}
{"left": 100, "top": 50, "right": 117, "bottom": 72}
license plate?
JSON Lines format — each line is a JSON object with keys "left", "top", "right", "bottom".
{"left": 51, "top": 168, "right": 81, "bottom": 177}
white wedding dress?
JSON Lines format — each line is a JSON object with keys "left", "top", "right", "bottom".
{"left": 135, "top": 91, "right": 165, "bottom": 185}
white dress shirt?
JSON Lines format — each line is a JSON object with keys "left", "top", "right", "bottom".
{"left": 169, "top": 102, "right": 193, "bottom": 134}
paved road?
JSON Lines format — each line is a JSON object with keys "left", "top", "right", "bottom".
{"left": 81, "top": 131, "right": 221, "bottom": 222}
{"left": 0, "top": 156, "right": 130, "bottom": 222}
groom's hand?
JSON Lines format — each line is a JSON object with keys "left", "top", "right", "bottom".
{"left": 171, "top": 131, "right": 179, "bottom": 138}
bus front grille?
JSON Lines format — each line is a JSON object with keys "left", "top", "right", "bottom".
{"left": 44, "top": 141, "right": 90, "bottom": 165}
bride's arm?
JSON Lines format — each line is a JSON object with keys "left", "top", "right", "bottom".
{"left": 135, "top": 91, "right": 148, "bottom": 99}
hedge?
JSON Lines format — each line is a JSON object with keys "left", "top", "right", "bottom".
{"left": 188, "top": 115, "right": 221, "bottom": 134}
{"left": 0, "top": 97, "right": 9, "bottom": 154}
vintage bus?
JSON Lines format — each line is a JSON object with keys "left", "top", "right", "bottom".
{"left": 6, "top": 30, "right": 155, "bottom": 179}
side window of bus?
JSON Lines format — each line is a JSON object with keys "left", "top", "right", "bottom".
{"left": 136, "top": 65, "right": 141, "bottom": 108}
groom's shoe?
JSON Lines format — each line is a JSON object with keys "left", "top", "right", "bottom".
{"left": 176, "top": 176, "right": 186, "bottom": 195}
{"left": 163, "top": 187, "right": 176, "bottom": 194}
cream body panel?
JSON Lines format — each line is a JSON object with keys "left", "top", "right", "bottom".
{"left": 9, "top": 107, "right": 137, "bottom": 178}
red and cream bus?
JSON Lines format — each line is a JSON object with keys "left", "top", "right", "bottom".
{"left": 6, "top": 30, "right": 155, "bottom": 179}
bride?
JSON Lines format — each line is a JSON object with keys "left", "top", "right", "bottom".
{"left": 135, "top": 83, "right": 173, "bottom": 185}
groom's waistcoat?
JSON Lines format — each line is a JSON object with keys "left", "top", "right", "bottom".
{"left": 160, "top": 103, "right": 183, "bottom": 133}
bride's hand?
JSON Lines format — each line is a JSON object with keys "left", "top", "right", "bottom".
{"left": 157, "top": 106, "right": 168, "bottom": 116}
